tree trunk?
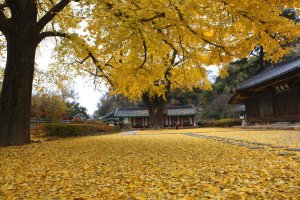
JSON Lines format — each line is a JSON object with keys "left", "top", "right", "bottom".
{"left": 0, "top": 24, "right": 38, "bottom": 146}
{"left": 143, "top": 93, "right": 167, "bottom": 129}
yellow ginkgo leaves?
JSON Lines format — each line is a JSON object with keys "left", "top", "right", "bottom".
{"left": 53, "top": 0, "right": 300, "bottom": 101}
{"left": 0, "top": 129, "right": 300, "bottom": 199}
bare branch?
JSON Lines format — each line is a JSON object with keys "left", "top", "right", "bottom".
{"left": 134, "top": 29, "right": 148, "bottom": 70}
{"left": 38, "top": 29, "right": 114, "bottom": 85}
{"left": 131, "top": 0, "right": 141, "bottom": 10}
{"left": 37, "top": 0, "right": 79, "bottom": 31}
{"left": 109, "top": 3, "right": 165, "bottom": 24}
{"left": 174, "top": 6, "right": 232, "bottom": 56}
{"left": 38, "top": 31, "right": 67, "bottom": 43}
{"left": 75, "top": 55, "right": 89, "bottom": 64}
{"left": 139, "top": 12, "right": 165, "bottom": 23}
{"left": 87, "top": 52, "right": 114, "bottom": 86}
{"left": 201, "top": 38, "right": 232, "bottom": 56}
{"left": 82, "top": 68, "right": 110, "bottom": 82}
{"left": 105, "top": 56, "right": 116, "bottom": 68}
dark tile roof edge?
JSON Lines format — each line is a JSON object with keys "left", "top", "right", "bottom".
{"left": 237, "top": 55, "right": 300, "bottom": 90}
{"left": 101, "top": 110, "right": 116, "bottom": 119}
{"left": 102, "top": 105, "right": 197, "bottom": 118}
{"left": 116, "top": 105, "right": 197, "bottom": 110}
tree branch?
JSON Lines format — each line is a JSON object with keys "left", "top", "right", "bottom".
{"left": 75, "top": 55, "right": 89, "bottom": 64}
{"left": 105, "top": 56, "right": 116, "bottom": 68}
{"left": 87, "top": 52, "right": 114, "bottom": 86}
{"left": 37, "top": 0, "right": 79, "bottom": 31}
{"left": 174, "top": 6, "right": 231, "bottom": 56}
{"left": 135, "top": 29, "right": 147, "bottom": 69}
{"left": 38, "top": 31, "right": 67, "bottom": 43}
{"left": 38, "top": 29, "right": 114, "bottom": 86}
{"left": 139, "top": 12, "right": 165, "bottom": 23}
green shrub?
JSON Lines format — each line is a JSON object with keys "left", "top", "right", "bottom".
{"left": 197, "top": 118, "right": 242, "bottom": 127}
{"left": 196, "top": 121, "right": 205, "bottom": 127}
{"left": 43, "top": 123, "right": 113, "bottom": 137}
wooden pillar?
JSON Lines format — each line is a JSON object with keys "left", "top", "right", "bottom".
{"left": 298, "top": 83, "right": 300, "bottom": 118}
{"left": 272, "top": 90, "right": 277, "bottom": 120}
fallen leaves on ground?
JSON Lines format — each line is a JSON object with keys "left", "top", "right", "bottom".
{"left": 0, "top": 131, "right": 300, "bottom": 199}
{"left": 139, "top": 128, "right": 300, "bottom": 147}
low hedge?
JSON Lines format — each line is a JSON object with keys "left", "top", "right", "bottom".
{"left": 43, "top": 123, "right": 113, "bottom": 137}
{"left": 197, "top": 118, "right": 242, "bottom": 127}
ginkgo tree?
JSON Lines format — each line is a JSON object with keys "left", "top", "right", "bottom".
{"left": 58, "top": 0, "right": 300, "bottom": 129}
{"left": 0, "top": 0, "right": 84, "bottom": 146}
{"left": 0, "top": 0, "right": 300, "bottom": 146}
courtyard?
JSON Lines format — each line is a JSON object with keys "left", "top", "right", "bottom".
{"left": 0, "top": 128, "right": 299, "bottom": 199}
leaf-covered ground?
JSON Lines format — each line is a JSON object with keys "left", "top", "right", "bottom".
{"left": 140, "top": 128, "right": 300, "bottom": 147}
{"left": 1, "top": 128, "right": 300, "bottom": 199}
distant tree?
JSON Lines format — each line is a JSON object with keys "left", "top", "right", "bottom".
{"left": 169, "top": 88, "right": 203, "bottom": 107}
{"left": 94, "top": 93, "right": 139, "bottom": 118}
{"left": 281, "top": 8, "right": 300, "bottom": 22}
{"left": 214, "top": 56, "right": 264, "bottom": 94}
{"left": 31, "top": 93, "right": 68, "bottom": 121}
{"left": 202, "top": 94, "right": 237, "bottom": 119}
{"left": 66, "top": 101, "right": 89, "bottom": 120}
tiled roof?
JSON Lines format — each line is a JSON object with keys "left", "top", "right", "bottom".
{"left": 167, "top": 106, "right": 197, "bottom": 116}
{"left": 104, "top": 106, "right": 197, "bottom": 119}
{"left": 237, "top": 56, "right": 300, "bottom": 90}
{"left": 115, "top": 108, "right": 149, "bottom": 117}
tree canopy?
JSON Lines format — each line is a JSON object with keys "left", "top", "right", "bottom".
{"left": 57, "top": 0, "right": 300, "bottom": 101}
{"left": 31, "top": 93, "right": 68, "bottom": 121}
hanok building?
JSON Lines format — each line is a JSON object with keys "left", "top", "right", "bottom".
{"left": 103, "top": 106, "right": 197, "bottom": 128}
{"left": 229, "top": 56, "right": 300, "bottom": 124}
